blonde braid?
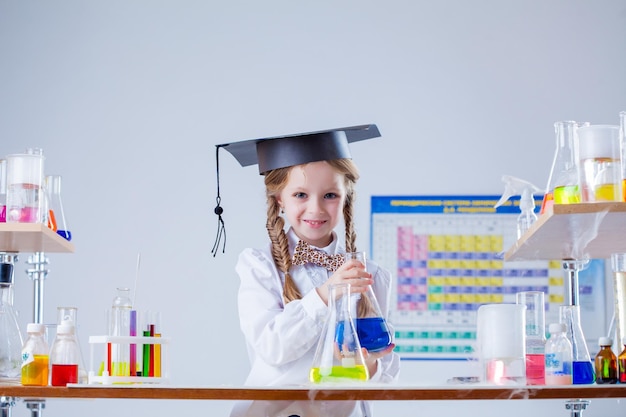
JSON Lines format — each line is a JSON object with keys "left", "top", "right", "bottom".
{"left": 265, "top": 168, "right": 302, "bottom": 304}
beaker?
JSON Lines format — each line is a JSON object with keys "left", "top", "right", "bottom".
{"left": 45, "top": 175, "right": 72, "bottom": 241}
{"left": 576, "top": 124, "right": 622, "bottom": 202}
{"left": 310, "top": 283, "right": 369, "bottom": 383}
{"left": 559, "top": 305, "right": 595, "bottom": 384}
{"left": 344, "top": 252, "right": 393, "bottom": 352}
{"left": 541, "top": 121, "right": 583, "bottom": 214}
{"left": 476, "top": 303, "right": 526, "bottom": 385}
{"left": 5, "top": 149, "right": 45, "bottom": 223}
{"left": 516, "top": 291, "right": 546, "bottom": 385}
{"left": 611, "top": 253, "right": 626, "bottom": 357}
{"left": 0, "top": 256, "right": 23, "bottom": 382}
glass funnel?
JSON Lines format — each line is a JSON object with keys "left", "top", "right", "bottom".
{"left": 310, "top": 283, "right": 369, "bottom": 383}
{"left": 560, "top": 305, "right": 595, "bottom": 384}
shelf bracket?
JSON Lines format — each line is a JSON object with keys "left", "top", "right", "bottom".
{"left": 565, "top": 399, "right": 590, "bottom": 417}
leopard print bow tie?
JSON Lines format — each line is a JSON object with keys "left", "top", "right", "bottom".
{"left": 292, "top": 240, "right": 345, "bottom": 272}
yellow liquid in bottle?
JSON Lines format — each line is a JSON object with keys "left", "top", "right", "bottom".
{"left": 553, "top": 185, "right": 580, "bottom": 204}
{"left": 595, "top": 183, "right": 619, "bottom": 201}
{"left": 21, "top": 354, "right": 49, "bottom": 386}
{"left": 309, "top": 365, "right": 368, "bottom": 383}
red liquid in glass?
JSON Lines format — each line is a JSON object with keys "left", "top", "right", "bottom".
{"left": 51, "top": 364, "right": 78, "bottom": 386}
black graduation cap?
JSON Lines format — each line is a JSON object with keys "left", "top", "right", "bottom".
{"left": 211, "top": 124, "right": 381, "bottom": 255}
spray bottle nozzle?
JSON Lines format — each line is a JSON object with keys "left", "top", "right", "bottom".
{"left": 495, "top": 175, "right": 543, "bottom": 239}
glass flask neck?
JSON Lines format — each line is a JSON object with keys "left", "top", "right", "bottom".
{"left": 1, "top": 284, "right": 14, "bottom": 306}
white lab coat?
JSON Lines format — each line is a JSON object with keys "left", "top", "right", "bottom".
{"left": 231, "top": 227, "right": 400, "bottom": 417}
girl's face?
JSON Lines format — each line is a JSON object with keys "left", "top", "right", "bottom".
{"left": 276, "top": 161, "right": 346, "bottom": 248}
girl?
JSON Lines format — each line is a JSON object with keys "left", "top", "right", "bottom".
{"left": 218, "top": 125, "right": 400, "bottom": 416}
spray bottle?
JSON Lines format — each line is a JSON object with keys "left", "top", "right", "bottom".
{"left": 495, "top": 175, "right": 543, "bottom": 239}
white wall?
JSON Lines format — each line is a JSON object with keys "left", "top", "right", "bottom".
{"left": 1, "top": 1, "right": 626, "bottom": 416}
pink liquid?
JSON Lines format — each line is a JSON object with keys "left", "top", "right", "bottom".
{"left": 545, "top": 374, "right": 572, "bottom": 385}
{"left": 51, "top": 364, "right": 78, "bottom": 386}
{"left": 0, "top": 205, "right": 5, "bottom": 222}
{"left": 526, "top": 353, "right": 545, "bottom": 385}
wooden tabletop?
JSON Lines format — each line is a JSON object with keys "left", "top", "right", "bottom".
{"left": 2, "top": 384, "right": 626, "bottom": 401}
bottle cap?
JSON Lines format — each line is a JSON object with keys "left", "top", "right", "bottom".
{"left": 57, "top": 319, "right": 75, "bottom": 335}
{"left": 26, "top": 323, "right": 46, "bottom": 334}
{"left": 548, "top": 322, "right": 566, "bottom": 334}
{"left": 598, "top": 336, "right": 613, "bottom": 347}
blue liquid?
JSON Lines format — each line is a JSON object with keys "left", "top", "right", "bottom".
{"left": 335, "top": 318, "right": 392, "bottom": 352}
{"left": 57, "top": 230, "right": 72, "bottom": 241}
{"left": 572, "top": 361, "right": 595, "bottom": 384}
{"left": 355, "top": 317, "right": 392, "bottom": 352}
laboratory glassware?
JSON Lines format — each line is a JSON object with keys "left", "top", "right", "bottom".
{"left": 594, "top": 337, "right": 617, "bottom": 384}
{"left": 109, "top": 288, "right": 132, "bottom": 377}
{"left": 21, "top": 323, "right": 49, "bottom": 386}
{"left": 618, "top": 337, "right": 626, "bottom": 383}
{"left": 45, "top": 175, "right": 72, "bottom": 241}
{"left": 0, "top": 159, "right": 6, "bottom": 222}
{"left": 544, "top": 322, "right": 573, "bottom": 385}
{"left": 611, "top": 253, "right": 626, "bottom": 356}
{"left": 5, "top": 148, "right": 45, "bottom": 223}
{"left": 310, "top": 283, "right": 369, "bottom": 383}
{"left": 559, "top": 305, "right": 595, "bottom": 384}
{"left": 476, "top": 303, "right": 526, "bottom": 385}
{"left": 57, "top": 306, "right": 87, "bottom": 383}
{"left": 49, "top": 318, "right": 80, "bottom": 386}
{"left": 0, "top": 256, "right": 23, "bottom": 381}
{"left": 619, "top": 111, "right": 626, "bottom": 201}
{"left": 516, "top": 291, "right": 545, "bottom": 385}
{"left": 576, "top": 124, "right": 622, "bottom": 202}
{"left": 344, "top": 252, "right": 393, "bottom": 352}
{"left": 540, "top": 121, "right": 582, "bottom": 214}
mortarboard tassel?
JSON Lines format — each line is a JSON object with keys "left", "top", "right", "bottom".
{"left": 212, "top": 145, "right": 226, "bottom": 256}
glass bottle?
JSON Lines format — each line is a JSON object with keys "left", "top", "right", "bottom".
{"left": 45, "top": 175, "right": 72, "bottom": 241}
{"left": 544, "top": 322, "right": 573, "bottom": 385}
{"left": 109, "top": 287, "right": 132, "bottom": 377}
{"left": 516, "top": 291, "right": 546, "bottom": 385}
{"left": 560, "top": 305, "right": 595, "bottom": 384}
{"left": 49, "top": 319, "right": 80, "bottom": 386}
{"left": 56, "top": 307, "right": 87, "bottom": 383}
{"left": 0, "top": 256, "right": 23, "bottom": 381}
{"left": 0, "top": 159, "right": 6, "bottom": 222}
{"left": 344, "top": 252, "right": 393, "bottom": 352}
{"left": 540, "top": 121, "right": 583, "bottom": 214}
{"left": 595, "top": 337, "right": 617, "bottom": 384}
{"left": 21, "top": 323, "right": 49, "bottom": 386}
{"left": 618, "top": 337, "right": 626, "bottom": 383}
{"left": 310, "top": 283, "right": 369, "bottom": 383}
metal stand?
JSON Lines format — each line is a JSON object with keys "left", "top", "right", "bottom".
{"left": 565, "top": 399, "right": 590, "bottom": 417}
{"left": 25, "top": 252, "right": 49, "bottom": 325}
{"left": 0, "top": 397, "right": 15, "bottom": 417}
{"left": 24, "top": 252, "right": 50, "bottom": 416}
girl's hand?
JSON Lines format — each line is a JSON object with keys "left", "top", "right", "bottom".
{"left": 316, "top": 259, "right": 372, "bottom": 305}
{"left": 362, "top": 343, "right": 396, "bottom": 377}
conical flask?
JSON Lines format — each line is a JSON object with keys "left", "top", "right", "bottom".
{"left": 0, "top": 256, "right": 23, "bottom": 382}
{"left": 56, "top": 306, "right": 87, "bottom": 383}
{"left": 540, "top": 121, "right": 583, "bottom": 214}
{"left": 559, "top": 305, "right": 595, "bottom": 384}
{"left": 345, "top": 252, "right": 393, "bottom": 352}
{"left": 310, "top": 283, "right": 369, "bottom": 383}
{"left": 45, "top": 175, "right": 72, "bottom": 241}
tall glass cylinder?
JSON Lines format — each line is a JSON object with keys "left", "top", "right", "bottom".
{"left": 620, "top": 111, "right": 626, "bottom": 201}
{"left": 516, "top": 291, "right": 546, "bottom": 385}
{"left": 611, "top": 253, "right": 626, "bottom": 358}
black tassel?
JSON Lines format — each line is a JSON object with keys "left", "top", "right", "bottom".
{"left": 212, "top": 146, "right": 226, "bottom": 256}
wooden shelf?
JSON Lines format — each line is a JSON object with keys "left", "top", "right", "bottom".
{"left": 504, "top": 202, "right": 626, "bottom": 262}
{"left": 0, "top": 223, "right": 75, "bottom": 253}
{"left": 1, "top": 384, "right": 626, "bottom": 401}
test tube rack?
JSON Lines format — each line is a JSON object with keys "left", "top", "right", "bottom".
{"left": 87, "top": 335, "right": 170, "bottom": 385}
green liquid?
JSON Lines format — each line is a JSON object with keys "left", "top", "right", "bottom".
{"left": 309, "top": 365, "right": 368, "bottom": 383}
{"left": 553, "top": 185, "right": 580, "bottom": 204}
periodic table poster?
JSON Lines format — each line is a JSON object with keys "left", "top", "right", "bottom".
{"left": 370, "top": 195, "right": 607, "bottom": 360}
